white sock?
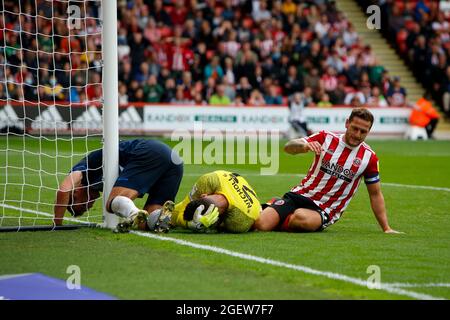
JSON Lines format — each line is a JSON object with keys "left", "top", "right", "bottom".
{"left": 110, "top": 196, "right": 139, "bottom": 218}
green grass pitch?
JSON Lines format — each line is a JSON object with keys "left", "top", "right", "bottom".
{"left": 0, "top": 136, "right": 449, "bottom": 299}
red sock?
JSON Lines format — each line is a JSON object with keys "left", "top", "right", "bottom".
{"left": 280, "top": 214, "right": 293, "bottom": 232}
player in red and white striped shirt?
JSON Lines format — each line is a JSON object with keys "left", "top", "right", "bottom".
{"left": 255, "top": 108, "right": 401, "bottom": 234}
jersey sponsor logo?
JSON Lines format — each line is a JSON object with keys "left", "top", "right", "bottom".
{"left": 227, "top": 173, "right": 256, "bottom": 209}
{"left": 320, "top": 160, "right": 356, "bottom": 183}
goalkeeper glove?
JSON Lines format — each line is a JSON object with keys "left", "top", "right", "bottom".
{"left": 187, "top": 204, "right": 219, "bottom": 232}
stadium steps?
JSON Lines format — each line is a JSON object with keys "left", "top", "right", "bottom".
{"left": 336, "top": 0, "right": 450, "bottom": 138}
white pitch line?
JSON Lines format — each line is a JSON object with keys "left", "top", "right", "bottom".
{"left": 130, "top": 230, "right": 444, "bottom": 300}
{"left": 0, "top": 204, "right": 95, "bottom": 225}
{"left": 381, "top": 183, "right": 450, "bottom": 192}
{"left": 386, "top": 283, "right": 450, "bottom": 288}
{"left": 1, "top": 204, "right": 447, "bottom": 300}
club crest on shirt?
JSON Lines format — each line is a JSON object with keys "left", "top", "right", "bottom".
{"left": 353, "top": 158, "right": 362, "bottom": 166}
{"left": 274, "top": 199, "right": 285, "bottom": 206}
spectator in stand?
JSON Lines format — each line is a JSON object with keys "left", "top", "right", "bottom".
{"left": 361, "top": 84, "right": 372, "bottom": 105}
{"left": 204, "top": 56, "right": 224, "bottom": 83}
{"left": 326, "top": 50, "right": 344, "bottom": 74}
{"left": 193, "top": 91, "right": 208, "bottom": 106}
{"left": 118, "top": 83, "right": 129, "bottom": 105}
{"left": 344, "top": 88, "right": 365, "bottom": 106}
{"left": 281, "top": 0, "right": 297, "bottom": 16}
{"left": 264, "top": 85, "right": 283, "bottom": 105}
{"left": 203, "top": 77, "right": 217, "bottom": 102}
{"left": 135, "top": 62, "right": 151, "bottom": 84}
{"left": 128, "top": 32, "right": 149, "bottom": 76}
{"left": 150, "top": 0, "right": 171, "bottom": 26}
{"left": 223, "top": 57, "right": 236, "bottom": 86}
{"left": 143, "top": 75, "right": 164, "bottom": 103}
{"left": 347, "top": 56, "right": 367, "bottom": 88}
{"left": 369, "top": 58, "right": 385, "bottom": 87}
{"left": 86, "top": 73, "right": 102, "bottom": 101}
{"left": 301, "top": 86, "right": 316, "bottom": 107}
{"left": 366, "top": 86, "right": 388, "bottom": 108}
{"left": 252, "top": 0, "right": 271, "bottom": 23}
{"left": 236, "top": 76, "right": 253, "bottom": 104}
{"left": 161, "top": 78, "right": 177, "bottom": 103}
{"left": 222, "top": 77, "right": 236, "bottom": 102}
{"left": 234, "top": 96, "right": 245, "bottom": 106}
{"left": 248, "top": 89, "right": 266, "bottom": 106}
{"left": 330, "top": 81, "right": 347, "bottom": 105}
{"left": 171, "top": 85, "right": 194, "bottom": 105}
{"left": 303, "top": 68, "right": 321, "bottom": 96}
{"left": 283, "top": 65, "right": 304, "bottom": 97}
{"left": 320, "top": 66, "right": 338, "bottom": 96}
{"left": 132, "top": 88, "right": 145, "bottom": 103}
{"left": 209, "top": 84, "right": 231, "bottom": 106}
{"left": 317, "top": 93, "right": 333, "bottom": 108}
{"left": 387, "top": 76, "right": 407, "bottom": 107}
{"left": 343, "top": 23, "right": 359, "bottom": 47}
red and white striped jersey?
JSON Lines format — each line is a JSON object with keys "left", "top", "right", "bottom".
{"left": 291, "top": 130, "right": 380, "bottom": 226}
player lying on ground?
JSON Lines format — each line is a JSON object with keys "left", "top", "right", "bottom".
{"left": 53, "top": 139, "right": 183, "bottom": 232}
{"left": 143, "top": 170, "right": 261, "bottom": 233}
{"left": 254, "top": 108, "right": 402, "bottom": 234}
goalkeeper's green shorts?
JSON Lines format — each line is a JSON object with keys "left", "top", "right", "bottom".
{"left": 221, "top": 208, "right": 255, "bottom": 233}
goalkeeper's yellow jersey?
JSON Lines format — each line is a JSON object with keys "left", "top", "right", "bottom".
{"left": 171, "top": 170, "right": 261, "bottom": 228}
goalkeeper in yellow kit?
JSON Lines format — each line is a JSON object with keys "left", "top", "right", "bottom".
{"left": 163, "top": 170, "right": 261, "bottom": 233}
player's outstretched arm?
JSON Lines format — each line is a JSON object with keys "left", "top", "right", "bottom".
{"left": 366, "top": 182, "right": 403, "bottom": 234}
{"left": 53, "top": 171, "right": 82, "bottom": 226}
{"left": 284, "top": 139, "right": 322, "bottom": 155}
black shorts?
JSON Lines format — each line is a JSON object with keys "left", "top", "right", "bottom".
{"left": 114, "top": 140, "right": 184, "bottom": 206}
{"left": 269, "top": 192, "right": 330, "bottom": 230}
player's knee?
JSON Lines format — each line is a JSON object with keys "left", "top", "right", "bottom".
{"left": 254, "top": 208, "right": 280, "bottom": 231}
{"left": 254, "top": 217, "right": 272, "bottom": 231}
{"left": 289, "top": 212, "right": 320, "bottom": 232}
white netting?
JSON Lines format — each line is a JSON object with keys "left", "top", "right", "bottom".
{"left": 0, "top": 0, "right": 105, "bottom": 227}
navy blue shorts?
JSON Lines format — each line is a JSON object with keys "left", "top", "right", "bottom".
{"left": 114, "top": 139, "right": 183, "bottom": 206}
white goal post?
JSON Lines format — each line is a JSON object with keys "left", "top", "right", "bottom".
{"left": 0, "top": 0, "right": 119, "bottom": 230}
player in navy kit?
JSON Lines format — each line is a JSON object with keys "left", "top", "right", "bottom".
{"left": 53, "top": 139, "right": 183, "bottom": 231}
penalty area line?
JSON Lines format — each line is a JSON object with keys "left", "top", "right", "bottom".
{"left": 130, "top": 231, "right": 445, "bottom": 300}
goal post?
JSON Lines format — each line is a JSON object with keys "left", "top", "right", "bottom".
{"left": 101, "top": 0, "right": 119, "bottom": 229}
{"left": 0, "top": 0, "right": 119, "bottom": 231}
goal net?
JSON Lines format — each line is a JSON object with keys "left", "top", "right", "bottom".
{"left": 0, "top": 0, "right": 117, "bottom": 230}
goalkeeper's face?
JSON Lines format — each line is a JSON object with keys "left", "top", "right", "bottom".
{"left": 69, "top": 187, "right": 100, "bottom": 216}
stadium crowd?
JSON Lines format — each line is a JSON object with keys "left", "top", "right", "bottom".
{"left": 0, "top": 0, "right": 430, "bottom": 109}
{"left": 359, "top": 0, "right": 450, "bottom": 117}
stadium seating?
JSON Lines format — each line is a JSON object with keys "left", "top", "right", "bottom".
{"left": 0, "top": 0, "right": 427, "bottom": 109}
